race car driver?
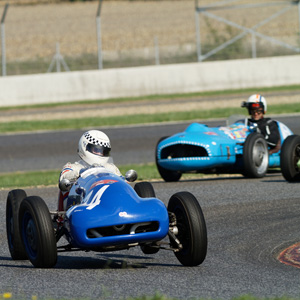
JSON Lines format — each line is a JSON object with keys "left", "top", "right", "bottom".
{"left": 241, "top": 94, "right": 281, "bottom": 154}
{"left": 57, "top": 130, "right": 122, "bottom": 211}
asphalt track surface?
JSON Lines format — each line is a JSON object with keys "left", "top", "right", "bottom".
{"left": 0, "top": 116, "right": 300, "bottom": 299}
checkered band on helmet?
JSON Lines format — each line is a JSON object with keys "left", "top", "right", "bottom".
{"left": 84, "top": 132, "right": 111, "bottom": 148}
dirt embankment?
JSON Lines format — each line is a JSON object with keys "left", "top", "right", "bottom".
{"left": 1, "top": 0, "right": 298, "bottom": 62}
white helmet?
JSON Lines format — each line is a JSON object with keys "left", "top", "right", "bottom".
{"left": 241, "top": 94, "right": 267, "bottom": 114}
{"left": 77, "top": 130, "right": 111, "bottom": 166}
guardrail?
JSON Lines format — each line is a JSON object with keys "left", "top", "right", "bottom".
{"left": 0, "top": 54, "right": 299, "bottom": 107}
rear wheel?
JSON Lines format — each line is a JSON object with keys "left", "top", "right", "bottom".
{"left": 6, "top": 189, "right": 28, "bottom": 260}
{"left": 280, "top": 135, "right": 300, "bottom": 182}
{"left": 243, "top": 133, "right": 269, "bottom": 178}
{"left": 19, "top": 196, "right": 57, "bottom": 268}
{"left": 134, "top": 182, "right": 156, "bottom": 198}
{"left": 134, "top": 182, "right": 159, "bottom": 254}
{"left": 155, "top": 137, "right": 182, "bottom": 182}
{"left": 168, "top": 192, "right": 207, "bottom": 266}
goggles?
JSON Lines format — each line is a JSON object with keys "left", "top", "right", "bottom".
{"left": 86, "top": 144, "right": 111, "bottom": 157}
{"left": 250, "top": 108, "right": 263, "bottom": 115}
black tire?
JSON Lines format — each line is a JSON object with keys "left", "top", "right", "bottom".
{"left": 6, "top": 189, "right": 28, "bottom": 260}
{"left": 280, "top": 135, "right": 300, "bottom": 182}
{"left": 168, "top": 192, "right": 207, "bottom": 266}
{"left": 140, "top": 244, "right": 160, "bottom": 255}
{"left": 155, "top": 137, "right": 182, "bottom": 182}
{"left": 134, "top": 182, "right": 160, "bottom": 254}
{"left": 242, "top": 132, "right": 269, "bottom": 178}
{"left": 19, "top": 196, "right": 57, "bottom": 268}
{"left": 134, "top": 182, "right": 156, "bottom": 198}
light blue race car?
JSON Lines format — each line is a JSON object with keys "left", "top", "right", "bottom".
{"left": 156, "top": 116, "right": 293, "bottom": 182}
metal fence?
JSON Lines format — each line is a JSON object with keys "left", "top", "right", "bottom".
{"left": 0, "top": 0, "right": 299, "bottom": 76}
{"left": 195, "top": 0, "right": 300, "bottom": 62}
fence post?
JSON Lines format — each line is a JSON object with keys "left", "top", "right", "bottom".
{"left": 298, "top": 1, "right": 300, "bottom": 48}
{"left": 56, "top": 43, "right": 61, "bottom": 72}
{"left": 154, "top": 36, "right": 160, "bottom": 65}
{"left": 195, "top": 0, "right": 202, "bottom": 62}
{"left": 251, "top": 32, "right": 257, "bottom": 58}
{"left": 96, "top": 0, "right": 103, "bottom": 70}
{"left": 47, "top": 43, "right": 70, "bottom": 73}
{"left": 1, "top": 3, "right": 9, "bottom": 76}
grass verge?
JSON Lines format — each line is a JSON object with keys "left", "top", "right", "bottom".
{"left": 0, "top": 163, "right": 231, "bottom": 190}
{"left": 0, "top": 295, "right": 298, "bottom": 300}
{"left": 0, "top": 163, "right": 159, "bottom": 189}
{"left": 1, "top": 102, "right": 300, "bottom": 134}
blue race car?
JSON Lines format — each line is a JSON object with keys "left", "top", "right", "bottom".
{"left": 6, "top": 167, "right": 207, "bottom": 268}
{"left": 156, "top": 116, "right": 293, "bottom": 182}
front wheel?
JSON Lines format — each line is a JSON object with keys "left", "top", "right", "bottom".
{"left": 19, "top": 196, "right": 57, "bottom": 268}
{"left": 243, "top": 133, "right": 269, "bottom": 178}
{"left": 280, "top": 135, "right": 300, "bottom": 182}
{"left": 168, "top": 192, "right": 207, "bottom": 266}
{"left": 6, "top": 189, "right": 28, "bottom": 260}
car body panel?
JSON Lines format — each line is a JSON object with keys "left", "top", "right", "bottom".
{"left": 64, "top": 168, "right": 169, "bottom": 249}
{"left": 157, "top": 118, "right": 293, "bottom": 174}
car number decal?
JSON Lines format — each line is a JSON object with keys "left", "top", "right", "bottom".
{"left": 86, "top": 185, "right": 109, "bottom": 210}
{"left": 119, "top": 211, "right": 128, "bottom": 217}
{"left": 65, "top": 185, "right": 109, "bottom": 217}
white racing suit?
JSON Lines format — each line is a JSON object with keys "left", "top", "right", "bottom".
{"left": 58, "top": 158, "right": 122, "bottom": 211}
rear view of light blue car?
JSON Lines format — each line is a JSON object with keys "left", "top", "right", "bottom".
{"left": 156, "top": 116, "right": 293, "bottom": 182}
